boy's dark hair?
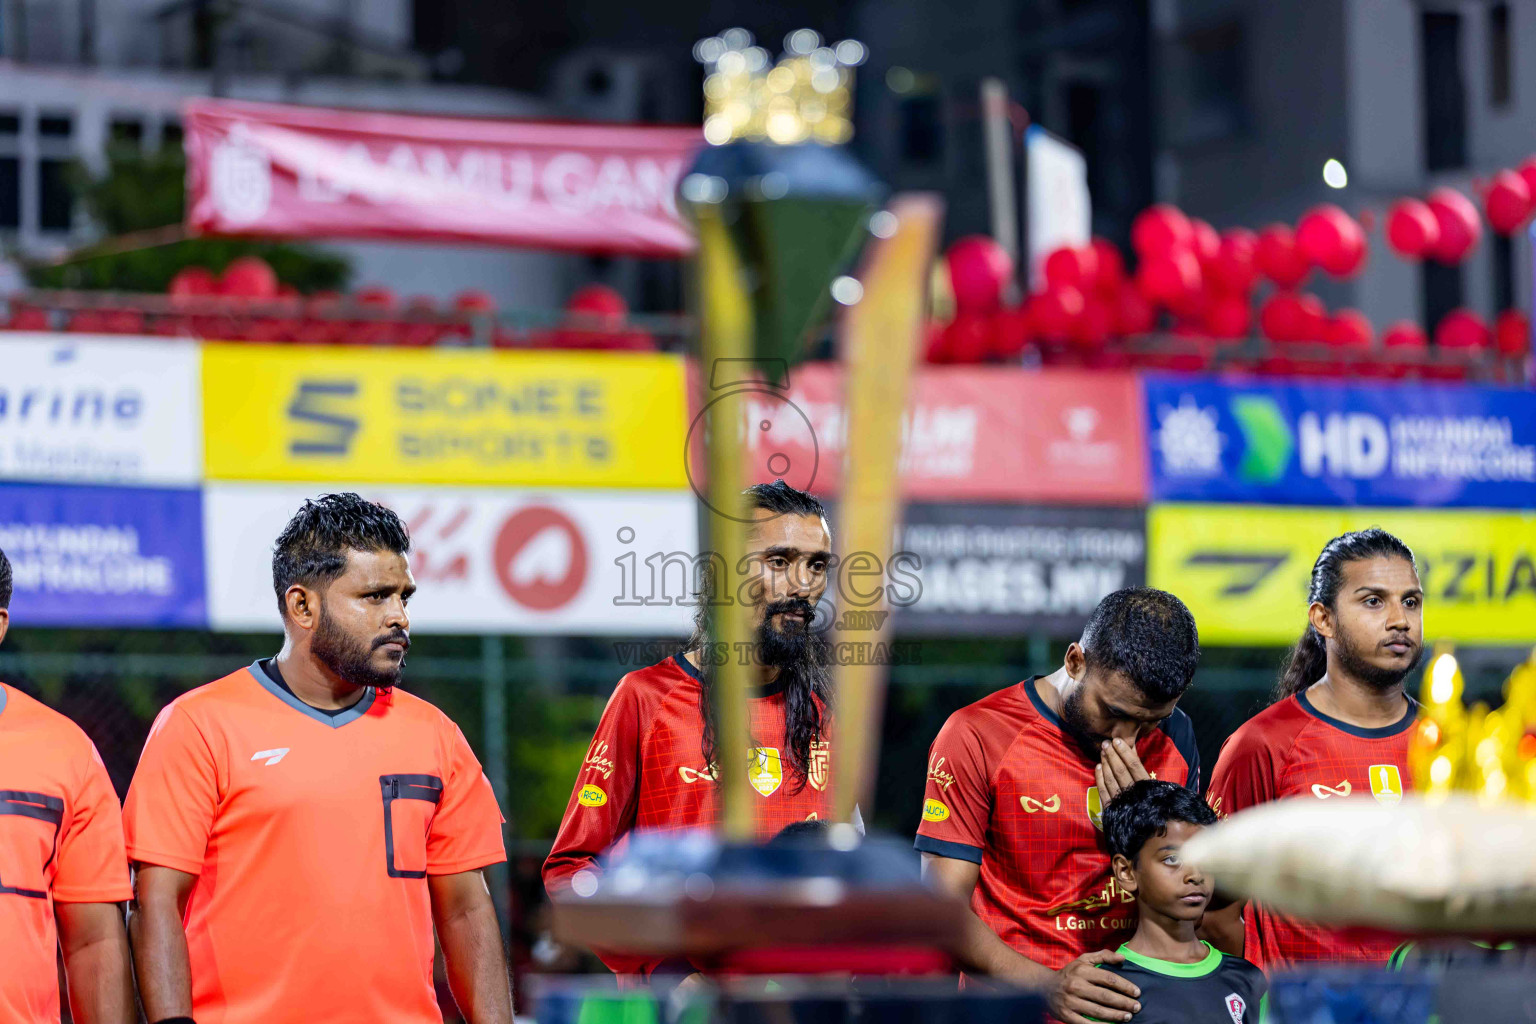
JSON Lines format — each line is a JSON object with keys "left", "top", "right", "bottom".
{"left": 1103, "top": 779, "right": 1217, "bottom": 862}
{"left": 271, "top": 493, "right": 411, "bottom": 616}
{"left": 0, "top": 546, "right": 11, "bottom": 610}
{"left": 1276, "top": 528, "right": 1416, "bottom": 701}
{"left": 1080, "top": 587, "right": 1201, "bottom": 703}
{"left": 768, "top": 819, "right": 830, "bottom": 845}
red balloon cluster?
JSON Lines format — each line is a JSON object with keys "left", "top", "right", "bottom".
{"left": 1295, "top": 205, "right": 1366, "bottom": 278}
{"left": 1385, "top": 186, "right": 1486, "bottom": 263}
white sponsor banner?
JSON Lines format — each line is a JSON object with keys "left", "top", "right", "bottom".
{"left": 205, "top": 483, "right": 698, "bottom": 635}
{"left": 0, "top": 334, "right": 202, "bottom": 485}
{"left": 1026, "top": 125, "right": 1091, "bottom": 291}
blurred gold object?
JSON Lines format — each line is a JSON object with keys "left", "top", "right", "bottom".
{"left": 1410, "top": 646, "right": 1536, "bottom": 803}
{"left": 695, "top": 29, "right": 864, "bottom": 146}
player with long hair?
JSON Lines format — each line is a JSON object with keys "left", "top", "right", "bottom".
{"left": 1203, "top": 528, "right": 1423, "bottom": 969}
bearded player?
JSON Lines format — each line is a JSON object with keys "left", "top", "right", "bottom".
{"left": 1202, "top": 529, "right": 1422, "bottom": 970}
{"left": 916, "top": 588, "right": 1202, "bottom": 1024}
{"left": 0, "top": 547, "right": 135, "bottom": 1024}
{"left": 544, "top": 480, "right": 842, "bottom": 978}
{"left": 125, "top": 494, "right": 512, "bottom": 1024}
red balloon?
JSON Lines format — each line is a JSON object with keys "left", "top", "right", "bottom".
{"left": 1519, "top": 159, "right": 1536, "bottom": 208}
{"left": 1260, "top": 292, "right": 1326, "bottom": 342}
{"left": 1113, "top": 287, "right": 1156, "bottom": 336}
{"left": 1135, "top": 250, "right": 1202, "bottom": 307}
{"left": 219, "top": 256, "right": 278, "bottom": 299}
{"left": 1484, "top": 170, "right": 1533, "bottom": 234}
{"left": 1327, "top": 309, "right": 1374, "bottom": 348}
{"left": 1044, "top": 245, "right": 1099, "bottom": 292}
{"left": 1495, "top": 309, "right": 1530, "bottom": 356}
{"left": 941, "top": 313, "right": 993, "bottom": 363}
{"left": 1190, "top": 219, "right": 1221, "bottom": 263}
{"left": 1209, "top": 229, "right": 1258, "bottom": 293}
{"left": 354, "top": 285, "right": 398, "bottom": 310}
{"left": 169, "top": 266, "right": 217, "bottom": 300}
{"left": 1296, "top": 205, "right": 1366, "bottom": 278}
{"left": 1382, "top": 321, "right": 1428, "bottom": 349}
{"left": 1206, "top": 294, "right": 1251, "bottom": 339}
{"left": 1426, "top": 188, "right": 1482, "bottom": 263}
{"left": 1033, "top": 286, "right": 1085, "bottom": 340}
{"left": 947, "top": 236, "right": 1014, "bottom": 312}
{"left": 1386, "top": 199, "right": 1440, "bottom": 259}
{"left": 992, "top": 305, "right": 1035, "bottom": 358}
{"left": 1132, "top": 205, "right": 1193, "bottom": 257}
{"left": 1071, "top": 298, "right": 1115, "bottom": 349}
{"left": 1089, "top": 237, "right": 1126, "bottom": 295}
{"left": 1254, "top": 225, "right": 1310, "bottom": 288}
{"left": 1295, "top": 293, "right": 1328, "bottom": 340}
{"left": 568, "top": 283, "right": 628, "bottom": 326}
{"left": 1435, "top": 308, "right": 1492, "bottom": 349}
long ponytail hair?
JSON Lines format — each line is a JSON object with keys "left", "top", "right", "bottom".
{"left": 1274, "top": 528, "right": 1416, "bottom": 702}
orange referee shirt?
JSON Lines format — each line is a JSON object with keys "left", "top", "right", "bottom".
{"left": 123, "top": 662, "right": 506, "bottom": 1024}
{"left": 0, "top": 682, "right": 133, "bottom": 1024}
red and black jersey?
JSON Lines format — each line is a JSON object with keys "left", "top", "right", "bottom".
{"left": 543, "top": 654, "right": 835, "bottom": 975}
{"left": 1206, "top": 690, "right": 1416, "bottom": 970}
{"left": 914, "top": 677, "right": 1200, "bottom": 970}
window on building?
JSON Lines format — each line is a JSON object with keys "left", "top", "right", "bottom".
{"left": 1489, "top": 3, "right": 1512, "bottom": 108}
{"left": 1422, "top": 12, "right": 1466, "bottom": 171}
{"left": 38, "top": 114, "right": 73, "bottom": 138}
{"left": 1165, "top": 20, "right": 1248, "bottom": 148}
{"left": 1494, "top": 234, "right": 1514, "bottom": 311}
{"left": 110, "top": 118, "right": 144, "bottom": 147}
{"left": 0, "top": 113, "right": 19, "bottom": 136}
{"left": 898, "top": 93, "right": 944, "bottom": 166}
{"left": 39, "top": 159, "right": 73, "bottom": 231}
{"left": 1422, "top": 261, "right": 1463, "bottom": 335}
{"left": 0, "top": 158, "right": 19, "bottom": 229}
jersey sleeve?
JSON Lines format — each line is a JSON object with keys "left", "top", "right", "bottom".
{"left": 52, "top": 739, "right": 133, "bottom": 903}
{"left": 1206, "top": 721, "right": 1281, "bottom": 819}
{"left": 912, "top": 710, "right": 993, "bottom": 864}
{"left": 123, "top": 703, "right": 221, "bottom": 875}
{"left": 542, "top": 675, "right": 641, "bottom": 895}
{"left": 1160, "top": 708, "right": 1202, "bottom": 792}
{"left": 426, "top": 722, "right": 507, "bottom": 875}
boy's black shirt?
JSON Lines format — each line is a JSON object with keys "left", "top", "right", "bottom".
{"left": 1094, "top": 942, "right": 1267, "bottom": 1024}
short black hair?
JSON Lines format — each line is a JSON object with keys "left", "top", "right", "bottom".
{"left": 1080, "top": 587, "right": 1200, "bottom": 702}
{"left": 0, "top": 546, "right": 11, "bottom": 610}
{"left": 769, "top": 818, "right": 830, "bottom": 845}
{"left": 272, "top": 493, "right": 410, "bottom": 616}
{"left": 1103, "top": 779, "right": 1217, "bottom": 862}
{"left": 747, "top": 478, "right": 827, "bottom": 521}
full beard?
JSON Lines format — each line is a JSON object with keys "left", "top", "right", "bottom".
{"left": 1060, "top": 684, "right": 1109, "bottom": 758}
{"left": 1333, "top": 628, "right": 1423, "bottom": 690}
{"left": 311, "top": 606, "right": 405, "bottom": 691}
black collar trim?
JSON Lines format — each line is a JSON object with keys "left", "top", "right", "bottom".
{"left": 672, "top": 652, "right": 787, "bottom": 698}
{"left": 1296, "top": 689, "right": 1418, "bottom": 739}
{"left": 247, "top": 660, "right": 375, "bottom": 728}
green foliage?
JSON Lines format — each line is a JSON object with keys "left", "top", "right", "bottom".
{"left": 505, "top": 689, "right": 607, "bottom": 840}
{"left": 24, "top": 143, "right": 350, "bottom": 293}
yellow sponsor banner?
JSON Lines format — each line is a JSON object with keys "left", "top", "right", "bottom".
{"left": 202, "top": 343, "right": 689, "bottom": 487}
{"left": 1148, "top": 504, "right": 1536, "bottom": 645}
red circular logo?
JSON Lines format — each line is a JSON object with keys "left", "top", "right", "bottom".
{"left": 492, "top": 507, "right": 588, "bottom": 611}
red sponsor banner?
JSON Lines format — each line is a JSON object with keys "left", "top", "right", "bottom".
{"left": 184, "top": 98, "right": 701, "bottom": 255}
{"left": 710, "top": 363, "right": 1146, "bottom": 505}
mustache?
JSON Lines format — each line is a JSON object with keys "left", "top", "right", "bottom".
{"left": 373, "top": 631, "right": 411, "bottom": 651}
{"left": 765, "top": 598, "right": 817, "bottom": 620}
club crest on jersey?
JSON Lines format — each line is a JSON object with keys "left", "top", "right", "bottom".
{"left": 1225, "top": 993, "right": 1246, "bottom": 1023}
{"left": 1369, "top": 764, "right": 1403, "bottom": 805}
{"left": 578, "top": 784, "right": 607, "bottom": 807}
{"left": 1086, "top": 786, "right": 1104, "bottom": 830}
{"left": 923, "top": 798, "right": 950, "bottom": 822}
{"left": 808, "top": 741, "right": 830, "bottom": 792}
{"left": 749, "top": 747, "right": 783, "bottom": 797}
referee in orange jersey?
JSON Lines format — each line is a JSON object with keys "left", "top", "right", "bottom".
{"left": 124, "top": 495, "right": 511, "bottom": 1024}
{"left": 0, "top": 547, "right": 135, "bottom": 1024}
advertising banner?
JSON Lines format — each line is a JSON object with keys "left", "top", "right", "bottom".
{"left": 0, "top": 484, "right": 206, "bottom": 628}
{"left": 202, "top": 344, "right": 689, "bottom": 488}
{"left": 204, "top": 484, "right": 697, "bottom": 635}
{"left": 1148, "top": 504, "right": 1536, "bottom": 645}
{"left": 892, "top": 504, "right": 1146, "bottom": 635}
{"left": 0, "top": 334, "right": 202, "bottom": 486}
{"left": 737, "top": 364, "right": 1146, "bottom": 505}
{"left": 184, "top": 98, "right": 699, "bottom": 255}
{"left": 1144, "top": 375, "right": 1536, "bottom": 508}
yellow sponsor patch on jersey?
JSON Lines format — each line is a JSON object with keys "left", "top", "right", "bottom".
{"left": 922, "top": 798, "right": 950, "bottom": 822}
{"left": 578, "top": 784, "right": 608, "bottom": 807}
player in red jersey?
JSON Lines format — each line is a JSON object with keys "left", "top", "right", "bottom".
{"left": 0, "top": 548, "right": 135, "bottom": 1024}
{"left": 544, "top": 480, "right": 843, "bottom": 978}
{"left": 125, "top": 495, "right": 511, "bottom": 1024}
{"left": 916, "top": 588, "right": 1203, "bottom": 1024}
{"left": 1203, "top": 529, "right": 1422, "bottom": 970}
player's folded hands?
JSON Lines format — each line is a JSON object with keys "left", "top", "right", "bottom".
{"left": 1096, "top": 738, "right": 1150, "bottom": 802}
{"left": 1049, "top": 949, "right": 1142, "bottom": 1024}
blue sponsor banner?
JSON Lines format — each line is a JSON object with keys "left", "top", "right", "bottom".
{"left": 0, "top": 484, "right": 207, "bottom": 628}
{"left": 1143, "top": 375, "right": 1536, "bottom": 507}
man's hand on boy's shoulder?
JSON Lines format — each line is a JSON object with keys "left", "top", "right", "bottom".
{"left": 1047, "top": 948, "right": 1142, "bottom": 1024}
